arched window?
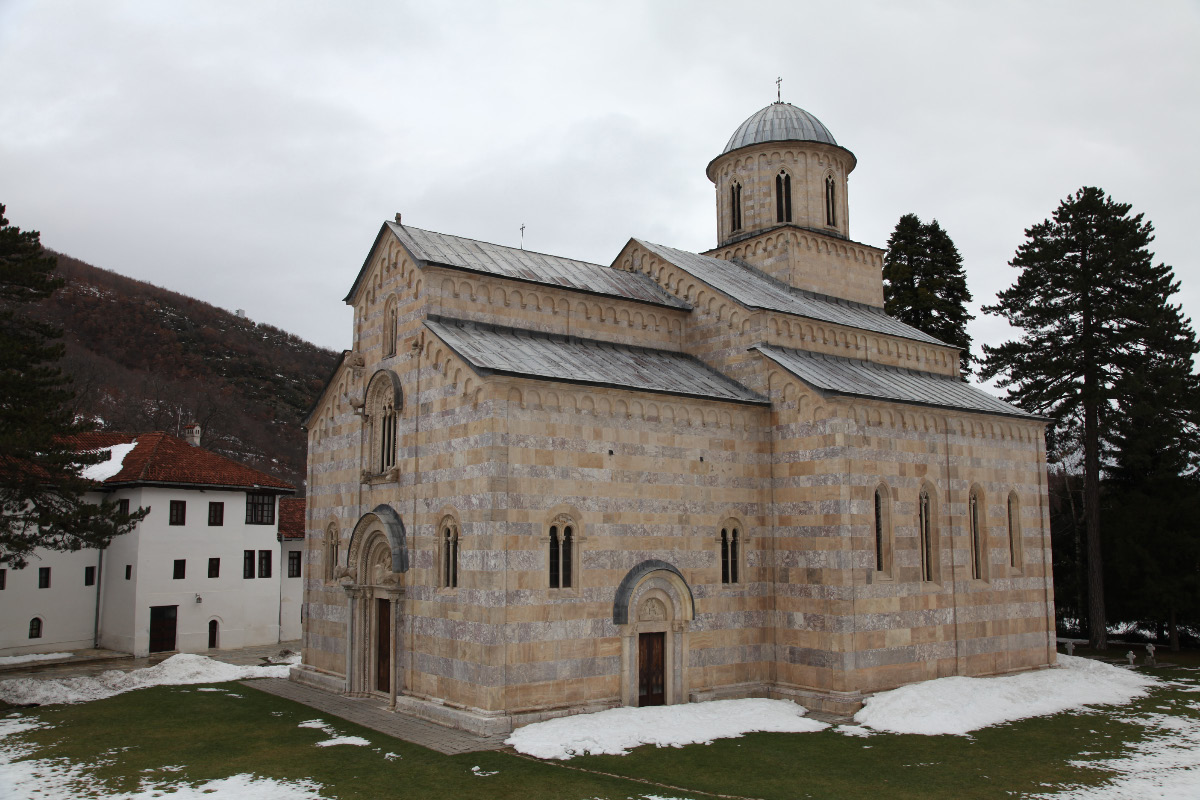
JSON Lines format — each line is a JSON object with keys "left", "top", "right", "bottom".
{"left": 720, "top": 523, "right": 741, "bottom": 584}
{"left": 775, "top": 170, "right": 792, "bottom": 223}
{"left": 1007, "top": 491, "right": 1022, "bottom": 569}
{"left": 364, "top": 370, "right": 402, "bottom": 477}
{"left": 969, "top": 486, "right": 985, "bottom": 580}
{"left": 918, "top": 485, "right": 936, "bottom": 582}
{"left": 383, "top": 296, "right": 399, "bottom": 357}
{"left": 549, "top": 521, "right": 575, "bottom": 589}
{"left": 441, "top": 518, "right": 459, "bottom": 589}
{"left": 825, "top": 174, "right": 837, "bottom": 227}
{"left": 378, "top": 399, "right": 397, "bottom": 473}
{"left": 874, "top": 484, "right": 893, "bottom": 576}
{"left": 28, "top": 617, "right": 42, "bottom": 639}
{"left": 324, "top": 522, "right": 339, "bottom": 582}
{"left": 730, "top": 182, "right": 743, "bottom": 232}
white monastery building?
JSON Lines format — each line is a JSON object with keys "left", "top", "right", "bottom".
{"left": 0, "top": 429, "right": 303, "bottom": 658}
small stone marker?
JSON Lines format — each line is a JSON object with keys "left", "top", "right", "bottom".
{"left": 1145, "top": 643, "right": 1156, "bottom": 666}
{"left": 1064, "top": 641, "right": 1075, "bottom": 656}
{"left": 1126, "top": 651, "right": 1136, "bottom": 666}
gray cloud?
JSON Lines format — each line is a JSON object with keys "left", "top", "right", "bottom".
{"left": 1, "top": 0, "right": 1197, "bottom": 365}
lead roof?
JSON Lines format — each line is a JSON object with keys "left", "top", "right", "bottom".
{"left": 425, "top": 316, "right": 766, "bottom": 405}
{"left": 722, "top": 101, "right": 839, "bottom": 153}
{"left": 754, "top": 345, "right": 1037, "bottom": 419}
{"left": 345, "top": 223, "right": 688, "bottom": 309}
{"left": 633, "top": 240, "right": 948, "bottom": 346}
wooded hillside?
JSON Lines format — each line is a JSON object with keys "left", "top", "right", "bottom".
{"left": 31, "top": 253, "right": 339, "bottom": 491}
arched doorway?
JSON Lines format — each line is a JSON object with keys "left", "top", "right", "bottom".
{"left": 613, "top": 560, "right": 695, "bottom": 707}
{"left": 208, "top": 619, "right": 219, "bottom": 649}
{"left": 343, "top": 505, "right": 408, "bottom": 703}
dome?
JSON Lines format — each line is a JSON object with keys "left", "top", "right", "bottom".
{"left": 721, "top": 101, "right": 838, "bottom": 154}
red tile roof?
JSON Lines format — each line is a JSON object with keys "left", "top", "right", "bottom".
{"left": 65, "top": 431, "right": 293, "bottom": 492}
{"left": 278, "top": 497, "right": 306, "bottom": 540}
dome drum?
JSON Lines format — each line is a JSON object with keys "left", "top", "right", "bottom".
{"left": 708, "top": 101, "right": 855, "bottom": 246}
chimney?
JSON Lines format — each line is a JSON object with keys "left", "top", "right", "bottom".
{"left": 394, "top": 212, "right": 402, "bottom": 224}
{"left": 183, "top": 424, "right": 201, "bottom": 447}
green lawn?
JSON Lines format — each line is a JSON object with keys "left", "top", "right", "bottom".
{"left": 3, "top": 653, "right": 1198, "bottom": 799}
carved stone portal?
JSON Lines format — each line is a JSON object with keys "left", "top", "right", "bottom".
{"left": 639, "top": 597, "right": 667, "bottom": 622}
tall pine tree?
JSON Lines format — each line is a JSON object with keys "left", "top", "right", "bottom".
{"left": 882, "top": 213, "right": 974, "bottom": 374}
{"left": 980, "top": 186, "right": 1199, "bottom": 650}
{"left": 0, "top": 204, "right": 145, "bottom": 567}
{"left": 1101, "top": 274, "right": 1200, "bottom": 649}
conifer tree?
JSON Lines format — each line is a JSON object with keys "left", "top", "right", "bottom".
{"left": 882, "top": 213, "right": 974, "bottom": 374}
{"left": 0, "top": 204, "right": 145, "bottom": 567}
{"left": 1101, "top": 286, "right": 1200, "bottom": 649}
{"left": 980, "top": 186, "right": 1199, "bottom": 650}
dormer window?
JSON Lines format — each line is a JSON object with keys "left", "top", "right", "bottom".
{"left": 730, "top": 182, "right": 743, "bottom": 232}
{"left": 775, "top": 170, "right": 792, "bottom": 223}
{"left": 825, "top": 174, "right": 837, "bottom": 227}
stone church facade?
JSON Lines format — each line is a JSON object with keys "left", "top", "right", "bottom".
{"left": 293, "top": 101, "right": 1056, "bottom": 734}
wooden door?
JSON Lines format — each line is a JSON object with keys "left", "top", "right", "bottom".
{"left": 638, "top": 631, "right": 665, "bottom": 706}
{"left": 149, "top": 605, "right": 177, "bottom": 653}
{"left": 375, "top": 598, "right": 391, "bottom": 693}
{"left": 208, "top": 620, "right": 218, "bottom": 649}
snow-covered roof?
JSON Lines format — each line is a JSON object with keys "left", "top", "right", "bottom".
{"left": 67, "top": 431, "right": 293, "bottom": 492}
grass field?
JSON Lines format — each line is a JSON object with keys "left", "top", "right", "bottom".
{"left": 3, "top": 650, "right": 1198, "bottom": 799}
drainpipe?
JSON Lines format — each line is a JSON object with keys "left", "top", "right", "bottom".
{"left": 277, "top": 506, "right": 284, "bottom": 644}
{"left": 945, "top": 417, "right": 961, "bottom": 675}
{"left": 407, "top": 334, "right": 423, "bottom": 695}
{"left": 93, "top": 546, "right": 105, "bottom": 648}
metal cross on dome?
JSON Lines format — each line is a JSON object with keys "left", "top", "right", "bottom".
{"left": 776, "top": 76, "right": 782, "bottom": 102}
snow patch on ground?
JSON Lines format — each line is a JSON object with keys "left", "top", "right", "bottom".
{"left": 0, "top": 652, "right": 73, "bottom": 667}
{"left": 0, "top": 715, "right": 331, "bottom": 799}
{"left": 854, "top": 655, "right": 1158, "bottom": 736}
{"left": 0, "top": 653, "right": 292, "bottom": 705}
{"left": 506, "top": 698, "right": 826, "bottom": 759}
{"left": 1029, "top": 706, "right": 1200, "bottom": 798}
{"left": 80, "top": 442, "right": 137, "bottom": 482}
{"left": 298, "top": 718, "right": 369, "bottom": 747}
{"left": 314, "top": 736, "right": 369, "bottom": 747}
{"left": 835, "top": 724, "right": 873, "bottom": 737}
{"left": 266, "top": 650, "right": 302, "bottom": 665}
{"left": 298, "top": 719, "right": 331, "bottom": 730}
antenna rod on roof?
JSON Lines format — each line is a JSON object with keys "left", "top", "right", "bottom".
{"left": 520, "top": 223, "right": 525, "bottom": 250}
{"left": 776, "top": 76, "right": 782, "bottom": 103}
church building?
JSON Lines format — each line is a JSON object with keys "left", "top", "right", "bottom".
{"left": 293, "top": 101, "right": 1057, "bottom": 734}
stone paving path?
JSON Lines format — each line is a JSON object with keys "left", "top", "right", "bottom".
{"left": 244, "top": 678, "right": 510, "bottom": 755}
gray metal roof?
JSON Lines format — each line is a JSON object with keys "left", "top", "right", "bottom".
{"left": 634, "top": 240, "right": 946, "bottom": 346}
{"left": 755, "top": 346, "right": 1037, "bottom": 419}
{"left": 386, "top": 223, "right": 687, "bottom": 308}
{"left": 722, "top": 102, "right": 838, "bottom": 154}
{"left": 425, "top": 316, "right": 766, "bottom": 405}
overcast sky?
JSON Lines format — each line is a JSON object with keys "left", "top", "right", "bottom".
{"left": 2, "top": 1, "right": 1198, "bottom": 367}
